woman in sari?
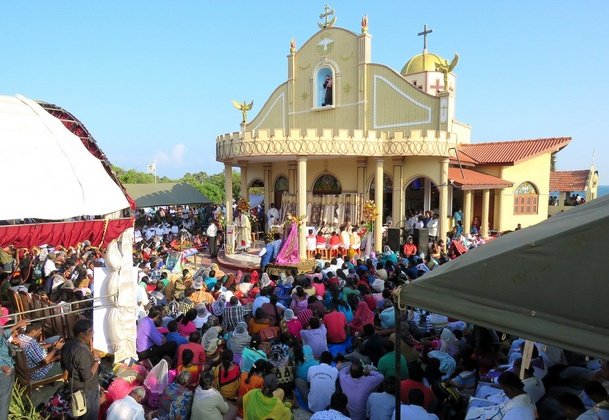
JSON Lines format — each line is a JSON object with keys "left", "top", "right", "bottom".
{"left": 227, "top": 321, "right": 251, "bottom": 364}
{"left": 237, "top": 359, "right": 269, "bottom": 418}
{"left": 213, "top": 349, "right": 241, "bottom": 401}
{"left": 243, "top": 374, "right": 292, "bottom": 420}
{"left": 275, "top": 221, "right": 300, "bottom": 264}
{"left": 201, "top": 325, "right": 223, "bottom": 366}
{"left": 350, "top": 301, "right": 375, "bottom": 334}
{"left": 158, "top": 370, "right": 194, "bottom": 420}
{"left": 240, "top": 336, "right": 268, "bottom": 373}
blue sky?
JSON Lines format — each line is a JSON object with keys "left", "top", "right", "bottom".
{"left": 2, "top": 1, "right": 608, "bottom": 181}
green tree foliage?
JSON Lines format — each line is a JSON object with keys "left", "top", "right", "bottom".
{"left": 112, "top": 165, "right": 242, "bottom": 204}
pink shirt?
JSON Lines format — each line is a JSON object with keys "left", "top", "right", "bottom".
{"left": 178, "top": 321, "right": 196, "bottom": 337}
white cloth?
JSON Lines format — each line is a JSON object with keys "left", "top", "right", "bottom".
{"left": 522, "top": 375, "right": 545, "bottom": 403}
{"left": 267, "top": 207, "right": 279, "bottom": 226}
{"left": 106, "top": 395, "right": 145, "bottom": 420}
{"left": 307, "top": 363, "right": 339, "bottom": 412}
{"left": 501, "top": 394, "right": 536, "bottom": 420}
{"left": 392, "top": 404, "right": 439, "bottom": 420}
{"left": 43, "top": 258, "right": 57, "bottom": 277}
{"left": 310, "top": 409, "right": 351, "bottom": 420}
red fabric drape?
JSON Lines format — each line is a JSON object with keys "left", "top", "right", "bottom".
{"left": 0, "top": 218, "right": 133, "bottom": 248}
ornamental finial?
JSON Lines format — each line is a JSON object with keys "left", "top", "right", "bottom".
{"left": 361, "top": 15, "right": 368, "bottom": 34}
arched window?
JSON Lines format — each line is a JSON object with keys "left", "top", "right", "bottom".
{"left": 313, "top": 174, "right": 342, "bottom": 195}
{"left": 315, "top": 66, "right": 334, "bottom": 108}
{"left": 514, "top": 182, "right": 538, "bottom": 215}
{"left": 274, "top": 176, "right": 289, "bottom": 209}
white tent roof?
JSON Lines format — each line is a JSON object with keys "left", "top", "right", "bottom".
{"left": 0, "top": 95, "right": 129, "bottom": 220}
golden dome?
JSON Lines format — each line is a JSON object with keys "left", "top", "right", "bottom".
{"left": 400, "top": 52, "right": 446, "bottom": 76}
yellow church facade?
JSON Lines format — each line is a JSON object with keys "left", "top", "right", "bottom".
{"left": 216, "top": 11, "right": 571, "bottom": 259}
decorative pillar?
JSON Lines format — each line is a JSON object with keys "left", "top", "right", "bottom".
{"left": 481, "top": 189, "right": 490, "bottom": 238}
{"left": 392, "top": 157, "right": 404, "bottom": 227}
{"left": 224, "top": 162, "right": 233, "bottom": 229}
{"left": 297, "top": 157, "right": 307, "bottom": 260}
{"left": 263, "top": 163, "right": 272, "bottom": 231}
{"left": 438, "top": 158, "right": 449, "bottom": 244}
{"left": 288, "top": 161, "right": 297, "bottom": 195}
{"left": 424, "top": 178, "right": 432, "bottom": 211}
{"left": 239, "top": 161, "right": 248, "bottom": 199}
{"left": 463, "top": 190, "right": 473, "bottom": 235}
{"left": 374, "top": 159, "right": 384, "bottom": 252}
{"left": 356, "top": 158, "right": 368, "bottom": 201}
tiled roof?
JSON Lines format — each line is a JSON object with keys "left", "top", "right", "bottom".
{"left": 449, "top": 149, "right": 477, "bottom": 166}
{"left": 459, "top": 137, "right": 571, "bottom": 165}
{"left": 550, "top": 170, "right": 590, "bottom": 192}
{"left": 449, "top": 168, "right": 513, "bottom": 190}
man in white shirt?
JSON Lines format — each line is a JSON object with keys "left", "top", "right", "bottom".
{"left": 497, "top": 371, "right": 537, "bottom": 420}
{"left": 393, "top": 388, "right": 438, "bottom": 420}
{"left": 306, "top": 352, "right": 339, "bottom": 412}
{"left": 266, "top": 203, "right": 279, "bottom": 232}
{"left": 206, "top": 220, "right": 218, "bottom": 258}
{"left": 43, "top": 253, "right": 57, "bottom": 278}
{"left": 310, "top": 392, "right": 351, "bottom": 420}
{"left": 106, "top": 386, "right": 146, "bottom": 420}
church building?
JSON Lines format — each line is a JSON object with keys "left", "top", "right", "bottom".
{"left": 216, "top": 8, "right": 572, "bottom": 259}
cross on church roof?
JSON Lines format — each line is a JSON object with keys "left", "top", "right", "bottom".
{"left": 418, "top": 24, "right": 433, "bottom": 52}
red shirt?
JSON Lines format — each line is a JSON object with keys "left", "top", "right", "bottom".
{"left": 323, "top": 311, "right": 347, "bottom": 343}
{"left": 400, "top": 379, "right": 436, "bottom": 410}
{"left": 177, "top": 342, "right": 206, "bottom": 367}
{"left": 403, "top": 243, "right": 418, "bottom": 257}
{"left": 312, "top": 282, "right": 326, "bottom": 297}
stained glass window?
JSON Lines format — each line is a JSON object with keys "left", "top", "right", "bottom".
{"left": 313, "top": 174, "right": 342, "bottom": 195}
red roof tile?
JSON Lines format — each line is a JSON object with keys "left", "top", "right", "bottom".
{"left": 449, "top": 168, "right": 513, "bottom": 190}
{"left": 550, "top": 170, "right": 590, "bottom": 192}
{"left": 449, "top": 150, "right": 477, "bottom": 166}
{"left": 459, "top": 137, "right": 571, "bottom": 165}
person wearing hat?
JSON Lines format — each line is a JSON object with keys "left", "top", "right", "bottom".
{"left": 497, "top": 371, "right": 537, "bottom": 419}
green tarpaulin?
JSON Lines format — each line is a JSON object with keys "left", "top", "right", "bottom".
{"left": 125, "top": 183, "right": 211, "bottom": 208}
{"left": 400, "top": 194, "right": 609, "bottom": 360}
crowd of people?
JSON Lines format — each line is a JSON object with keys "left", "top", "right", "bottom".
{"left": 0, "top": 203, "right": 607, "bottom": 420}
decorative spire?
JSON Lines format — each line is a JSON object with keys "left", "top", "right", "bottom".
{"left": 361, "top": 15, "right": 368, "bottom": 34}
{"left": 318, "top": 4, "right": 336, "bottom": 29}
{"left": 290, "top": 38, "right": 296, "bottom": 55}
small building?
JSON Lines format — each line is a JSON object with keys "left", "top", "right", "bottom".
{"left": 549, "top": 167, "right": 599, "bottom": 216}
{"left": 216, "top": 9, "right": 577, "bottom": 258}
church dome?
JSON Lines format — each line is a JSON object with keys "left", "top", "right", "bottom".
{"left": 400, "top": 52, "right": 446, "bottom": 76}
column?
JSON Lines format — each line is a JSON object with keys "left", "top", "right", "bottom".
{"left": 288, "top": 161, "right": 297, "bottom": 195}
{"left": 263, "top": 163, "right": 272, "bottom": 232}
{"left": 356, "top": 158, "right": 368, "bottom": 201}
{"left": 392, "top": 157, "right": 404, "bottom": 228}
{"left": 481, "top": 189, "right": 490, "bottom": 238}
{"left": 374, "top": 159, "right": 384, "bottom": 252}
{"left": 424, "top": 178, "right": 432, "bottom": 211}
{"left": 438, "top": 158, "right": 449, "bottom": 244}
{"left": 463, "top": 190, "right": 473, "bottom": 235}
{"left": 224, "top": 161, "right": 233, "bottom": 234}
{"left": 239, "top": 161, "right": 248, "bottom": 199}
{"left": 297, "top": 157, "right": 307, "bottom": 260}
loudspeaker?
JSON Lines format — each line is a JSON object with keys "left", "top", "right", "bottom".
{"left": 413, "top": 227, "right": 429, "bottom": 255}
{"left": 387, "top": 228, "right": 401, "bottom": 252}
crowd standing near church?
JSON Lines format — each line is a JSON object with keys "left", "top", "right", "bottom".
{"left": 0, "top": 203, "right": 607, "bottom": 420}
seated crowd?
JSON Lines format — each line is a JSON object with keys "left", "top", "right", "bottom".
{"left": 1, "top": 207, "right": 607, "bottom": 420}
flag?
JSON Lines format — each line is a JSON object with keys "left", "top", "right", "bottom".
{"left": 147, "top": 161, "right": 156, "bottom": 174}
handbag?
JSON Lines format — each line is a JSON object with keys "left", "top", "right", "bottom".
{"left": 71, "top": 363, "right": 87, "bottom": 417}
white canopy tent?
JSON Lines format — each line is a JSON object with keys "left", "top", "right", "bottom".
{"left": 0, "top": 94, "right": 129, "bottom": 220}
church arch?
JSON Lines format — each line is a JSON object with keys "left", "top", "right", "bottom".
{"left": 274, "top": 175, "right": 289, "bottom": 209}
{"left": 513, "top": 181, "right": 539, "bottom": 215}
{"left": 404, "top": 175, "right": 439, "bottom": 213}
{"left": 312, "top": 173, "right": 342, "bottom": 195}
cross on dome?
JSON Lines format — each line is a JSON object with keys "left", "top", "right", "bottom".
{"left": 418, "top": 24, "right": 433, "bottom": 52}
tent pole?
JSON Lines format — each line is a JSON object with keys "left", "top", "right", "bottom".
{"left": 394, "top": 298, "right": 402, "bottom": 420}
